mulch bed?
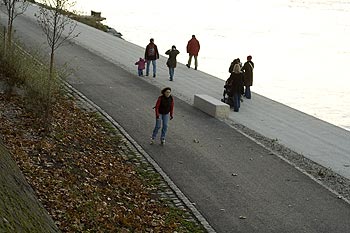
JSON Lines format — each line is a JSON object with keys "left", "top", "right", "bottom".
{"left": 0, "top": 90, "right": 202, "bottom": 232}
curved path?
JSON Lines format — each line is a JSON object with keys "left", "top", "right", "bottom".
{"left": 1, "top": 4, "right": 350, "bottom": 232}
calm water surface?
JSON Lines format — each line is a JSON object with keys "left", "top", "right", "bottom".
{"left": 74, "top": 0, "right": 350, "bottom": 131}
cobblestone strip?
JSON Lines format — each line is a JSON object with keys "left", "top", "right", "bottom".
{"left": 63, "top": 82, "right": 216, "bottom": 233}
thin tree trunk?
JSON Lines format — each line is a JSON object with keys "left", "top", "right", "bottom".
{"left": 44, "top": 49, "right": 55, "bottom": 134}
{"left": 7, "top": 23, "right": 13, "bottom": 52}
{"left": 3, "top": 27, "right": 7, "bottom": 55}
{"left": 7, "top": 2, "right": 15, "bottom": 53}
{"left": 44, "top": 6, "right": 59, "bottom": 135}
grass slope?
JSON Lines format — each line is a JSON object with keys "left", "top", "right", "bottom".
{"left": 0, "top": 142, "right": 59, "bottom": 232}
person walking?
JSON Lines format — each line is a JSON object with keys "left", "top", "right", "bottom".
{"left": 144, "top": 38, "right": 160, "bottom": 78}
{"left": 227, "top": 64, "right": 244, "bottom": 112}
{"left": 135, "top": 57, "right": 146, "bottom": 76}
{"left": 186, "top": 35, "right": 200, "bottom": 70}
{"left": 151, "top": 87, "right": 174, "bottom": 145}
{"left": 242, "top": 55, "right": 254, "bottom": 99}
{"left": 165, "top": 45, "right": 180, "bottom": 81}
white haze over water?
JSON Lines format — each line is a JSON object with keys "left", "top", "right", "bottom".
{"left": 74, "top": 0, "right": 350, "bottom": 131}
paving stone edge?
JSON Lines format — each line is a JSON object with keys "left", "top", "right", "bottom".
{"left": 63, "top": 81, "right": 216, "bottom": 233}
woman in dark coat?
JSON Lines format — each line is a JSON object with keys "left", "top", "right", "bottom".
{"left": 242, "top": 55, "right": 254, "bottom": 99}
{"left": 165, "top": 45, "right": 180, "bottom": 81}
{"left": 229, "top": 58, "right": 244, "bottom": 96}
{"left": 227, "top": 64, "right": 243, "bottom": 112}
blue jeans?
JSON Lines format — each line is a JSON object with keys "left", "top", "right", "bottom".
{"left": 169, "top": 67, "right": 174, "bottom": 80}
{"left": 146, "top": 60, "right": 156, "bottom": 76}
{"left": 138, "top": 69, "right": 143, "bottom": 76}
{"left": 233, "top": 93, "right": 240, "bottom": 112}
{"left": 245, "top": 86, "right": 251, "bottom": 99}
{"left": 152, "top": 114, "right": 170, "bottom": 140}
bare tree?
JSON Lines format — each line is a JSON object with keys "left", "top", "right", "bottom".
{"left": 37, "top": 0, "right": 78, "bottom": 77}
{"left": 36, "top": 0, "right": 79, "bottom": 132}
{"left": 1, "top": 0, "right": 28, "bottom": 53}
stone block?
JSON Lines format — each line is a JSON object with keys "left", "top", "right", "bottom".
{"left": 193, "top": 94, "right": 229, "bottom": 119}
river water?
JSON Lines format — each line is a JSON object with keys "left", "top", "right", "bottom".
{"left": 74, "top": 0, "right": 350, "bottom": 131}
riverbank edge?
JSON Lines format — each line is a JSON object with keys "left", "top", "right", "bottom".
{"left": 27, "top": 0, "right": 123, "bottom": 39}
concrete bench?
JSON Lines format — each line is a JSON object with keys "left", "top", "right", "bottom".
{"left": 193, "top": 94, "right": 230, "bottom": 119}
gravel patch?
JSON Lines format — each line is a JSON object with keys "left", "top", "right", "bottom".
{"left": 227, "top": 119, "right": 350, "bottom": 203}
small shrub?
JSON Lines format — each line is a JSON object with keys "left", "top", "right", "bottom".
{"left": 0, "top": 30, "right": 62, "bottom": 115}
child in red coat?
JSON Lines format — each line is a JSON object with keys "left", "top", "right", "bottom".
{"left": 135, "top": 58, "right": 146, "bottom": 76}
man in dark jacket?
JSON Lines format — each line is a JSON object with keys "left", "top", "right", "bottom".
{"left": 144, "top": 38, "right": 160, "bottom": 78}
{"left": 242, "top": 55, "right": 254, "bottom": 99}
{"left": 186, "top": 35, "right": 200, "bottom": 70}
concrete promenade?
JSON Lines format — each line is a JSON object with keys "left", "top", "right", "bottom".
{"left": 2, "top": 4, "right": 350, "bottom": 232}
{"left": 68, "top": 13, "right": 350, "bottom": 180}
{"left": 12, "top": 5, "right": 350, "bottom": 180}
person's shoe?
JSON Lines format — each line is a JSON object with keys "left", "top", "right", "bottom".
{"left": 161, "top": 139, "right": 165, "bottom": 145}
{"left": 150, "top": 138, "right": 155, "bottom": 145}
{"left": 194, "top": 67, "right": 197, "bottom": 70}
{"left": 153, "top": 74, "right": 156, "bottom": 78}
{"left": 146, "top": 74, "right": 149, "bottom": 76}
{"left": 186, "top": 64, "right": 190, "bottom": 68}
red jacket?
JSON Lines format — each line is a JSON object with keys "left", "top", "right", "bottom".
{"left": 186, "top": 38, "right": 200, "bottom": 56}
{"left": 154, "top": 95, "right": 174, "bottom": 118}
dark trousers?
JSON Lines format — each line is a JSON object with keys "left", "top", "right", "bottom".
{"left": 245, "top": 86, "right": 251, "bottom": 99}
{"left": 233, "top": 93, "right": 240, "bottom": 112}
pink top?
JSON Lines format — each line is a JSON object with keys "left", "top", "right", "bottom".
{"left": 135, "top": 58, "right": 146, "bottom": 70}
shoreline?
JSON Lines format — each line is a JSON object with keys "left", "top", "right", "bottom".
{"left": 28, "top": 0, "right": 124, "bottom": 39}
{"left": 68, "top": 16, "right": 350, "bottom": 178}
{"left": 61, "top": 20, "right": 350, "bottom": 202}
{"left": 71, "top": 2, "right": 350, "bottom": 133}
{"left": 61, "top": 17, "right": 350, "bottom": 192}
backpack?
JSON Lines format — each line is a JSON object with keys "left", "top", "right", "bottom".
{"left": 148, "top": 44, "right": 155, "bottom": 56}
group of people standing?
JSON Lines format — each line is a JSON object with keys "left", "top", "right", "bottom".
{"left": 224, "top": 56, "right": 254, "bottom": 112}
{"left": 149, "top": 55, "right": 254, "bottom": 144}
{"left": 138, "top": 36, "right": 253, "bottom": 144}
{"left": 135, "top": 35, "right": 200, "bottom": 81}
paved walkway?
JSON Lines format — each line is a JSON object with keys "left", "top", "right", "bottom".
{"left": 65, "top": 12, "right": 350, "bottom": 179}
{"left": 2, "top": 4, "right": 350, "bottom": 232}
